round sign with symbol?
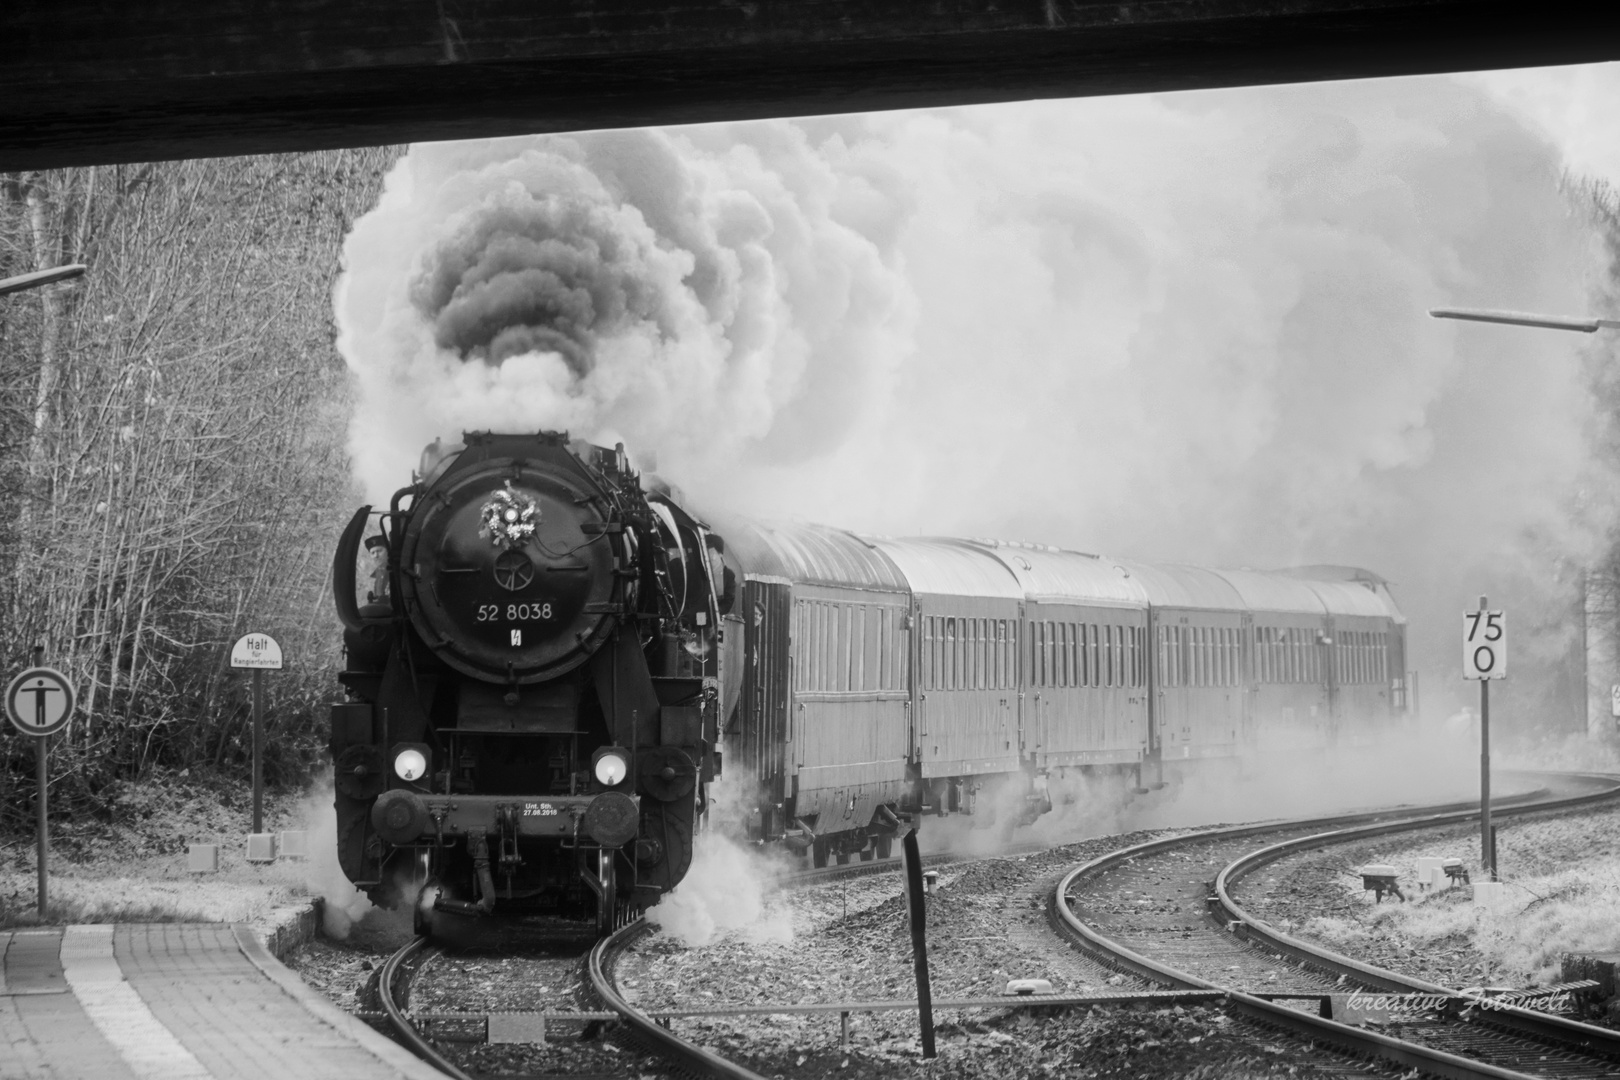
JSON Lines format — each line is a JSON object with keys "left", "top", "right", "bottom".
{"left": 5, "top": 667, "right": 76, "bottom": 737}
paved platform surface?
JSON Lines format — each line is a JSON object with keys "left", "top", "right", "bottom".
{"left": 1, "top": 924, "right": 441, "bottom": 1080}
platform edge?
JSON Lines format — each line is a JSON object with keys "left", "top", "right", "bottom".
{"left": 230, "top": 924, "right": 446, "bottom": 1080}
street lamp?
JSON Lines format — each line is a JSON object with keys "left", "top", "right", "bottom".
{"left": 1430, "top": 307, "right": 1620, "bottom": 333}
{"left": 1431, "top": 303, "right": 1620, "bottom": 882}
{"left": 0, "top": 265, "right": 86, "bottom": 298}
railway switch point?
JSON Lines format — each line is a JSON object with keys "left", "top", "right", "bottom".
{"left": 246, "top": 833, "right": 277, "bottom": 863}
{"left": 278, "top": 830, "right": 309, "bottom": 859}
{"left": 1360, "top": 866, "right": 1404, "bottom": 902}
{"left": 186, "top": 843, "right": 219, "bottom": 872}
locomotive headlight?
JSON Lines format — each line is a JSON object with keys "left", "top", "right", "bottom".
{"left": 592, "top": 746, "right": 630, "bottom": 787}
{"left": 393, "top": 746, "right": 428, "bottom": 782}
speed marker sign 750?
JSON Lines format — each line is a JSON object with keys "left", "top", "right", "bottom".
{"left": 1463, "top": 609, "right": 1506, "bottom": 680}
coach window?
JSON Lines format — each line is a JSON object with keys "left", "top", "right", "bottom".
{"left": 1126, "top": 626, "right": 1136, "bottom": 687}
{"left": 974, "top": 619, "right": 985, "bottom": 690}
{"left": 807, "top": 603, "right": 819, "bottom": 691}
{"left": 926, "top": 612, "right": 939, "bottom": 689}
{"left": 1048, "top": 621, "right": 1059, "bottom": 687}
{"left": 972, "top": 615, "right": 984, "bottom": 693}
{"left": 1050, "top": 623, "right": 1060, "bottom": 688}
{"left": 985, "top": 620, "right": 995, "bottom": 689}
{"left": 1000, "top": 620, "right": 1010, "bottom": 689}
{"left": 882, "top": 608, "right": 893, "bottom": 691}
{"left": 986, "top": 620, "right": 996, "bottom": 689}
{"left": 935, "top": 616, "right": 946, "bottom": 691}
{"left": 1037, "top": 621, "right": 1047, "bottom": 687}
{"left": 1077, "top": 624, "right": 1086, "bottom": 688}
{"left": 1064, "top": 623, "right": 1074, "bottom": 689}
{"left": 966, "top": 618, "right": 976, "bottom": 690}
{"left": 1064, "top": 623, "right": 1075, "bottom": 688}
{"left": 1122, "top": 626, "right": 1131, "bottom": 688}
{"left": 997, "top": 622, "right": 1007, "bottom": 688}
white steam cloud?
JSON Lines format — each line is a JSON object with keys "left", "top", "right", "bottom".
{"left": 336, "top": 75, "right": 1618, "bottom": 730}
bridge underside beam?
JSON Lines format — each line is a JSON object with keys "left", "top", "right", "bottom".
{"left": 5, "top": 1, "right": 1620, "bottom": 169}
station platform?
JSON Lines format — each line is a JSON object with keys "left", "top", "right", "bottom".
{"left": 1, "top": 924, "right": 440, "bottom": 1080}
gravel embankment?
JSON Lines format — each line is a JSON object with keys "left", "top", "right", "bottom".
{"left": 1236, "top": 804, "right": 1620, "bottom": 993}
{"left": 613, "top": 833, "right": 1383, "bottom": 1080}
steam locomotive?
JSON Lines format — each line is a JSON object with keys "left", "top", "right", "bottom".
{"left": 330, "top": 430, "right": 1410, "bottom": 931}
{"left": 330, "top": 432, "right": 724, "bottom": 933}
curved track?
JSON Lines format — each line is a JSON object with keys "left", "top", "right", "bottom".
{"left": 1054, "top": 772, "right": 1620, "bottom": 1079}
{"left": 375, "top": 925, "right": 771, "bottom": 1080}
{"left": 378, "top": 936, "right": 478, "bottom": 1080}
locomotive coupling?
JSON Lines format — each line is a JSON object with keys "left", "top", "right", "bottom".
{"left": 369, "top": 792, "right": 643, "bottom": 848}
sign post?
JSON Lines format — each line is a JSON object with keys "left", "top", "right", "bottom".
{"left": 1463, "top": 597, "right": 1505, "bottom": 881}
{"left": 231, "top": 633, "right": 283, "bottom": 835}
{"left": 5, "top": 665, "right": 77, "bottom": 920}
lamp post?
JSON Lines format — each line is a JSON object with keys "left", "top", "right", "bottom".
{"left": 1431, "top": 305, "right": 1617, "bottom": 876}
{"left": 1429, "top": 307, "right": 1620, "bottom": 333}
{"left": 0, "top": 265, "right": 86, "bottom": 298}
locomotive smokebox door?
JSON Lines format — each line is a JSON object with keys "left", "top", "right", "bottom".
{"left": 398, "top": 458, "right": 623, "bottom": 685}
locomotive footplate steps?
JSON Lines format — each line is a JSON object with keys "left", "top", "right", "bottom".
{"left": 0, "top": 924, "right": 443, "bottom": 1080}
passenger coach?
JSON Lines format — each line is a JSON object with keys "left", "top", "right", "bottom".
{"left": 711, "top": 514, "right": 1409, "bottom": 862}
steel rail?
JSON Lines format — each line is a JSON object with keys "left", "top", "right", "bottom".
{"left": 378, "top": 935, "right": 479, "bottom": 1080}
{"left": 1051, "top": 774, "right": 1620, "bottom": 1080}
{"left": 587, "top": 917, "right": 772, "bottom": 1080}
{"left": 1211, "top": 772, "right": 1620, "bottom": 1060}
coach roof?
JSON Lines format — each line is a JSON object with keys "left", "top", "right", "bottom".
{"left": 971, "top": 542, "right": 1149, "bottom": 607}
{"left": 867, "top": 537, "right": 1025, "bottom": 600}
{"left": 714, "top": 516, "right": 908, "bottom": 592}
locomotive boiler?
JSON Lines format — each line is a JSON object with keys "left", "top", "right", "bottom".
{"left": 330, "top": 431, "right": 726, "bottom": 933}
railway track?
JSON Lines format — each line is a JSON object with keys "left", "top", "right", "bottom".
{"left": 368, "top": 772, "right": 1620, "bottom": 1079}
{"left": 1054, "top": 771, "right": 1620, "bottom": 1079}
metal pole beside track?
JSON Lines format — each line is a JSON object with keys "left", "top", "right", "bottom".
{"left": 1479, "top": 595, "right": 1492, "bottom": 882}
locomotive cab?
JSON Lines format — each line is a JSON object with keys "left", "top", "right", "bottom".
{"left": 330, "top": 431, "right": 722, "bottom": 934}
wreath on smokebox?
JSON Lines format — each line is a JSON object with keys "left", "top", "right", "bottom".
{"left": 478, "top": 482, "right": 540, "bottom": 548}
